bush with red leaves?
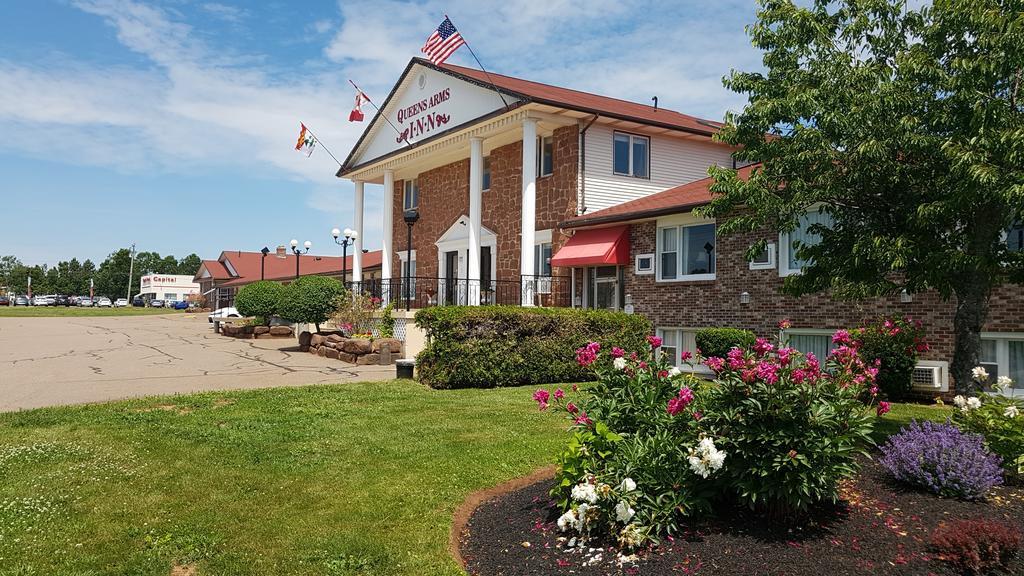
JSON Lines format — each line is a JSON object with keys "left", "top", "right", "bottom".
{"left": 930, "top": 518, "right": 1022, "bottom": 573}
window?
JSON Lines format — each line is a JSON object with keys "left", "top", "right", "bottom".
{"left": 1007, "top": 221, "right": 1023, "bottom": 252}
{"left": 749, "top": 242, "right": 776, "bottom": 270}
{"left": 783, "top": 329, "right": 836, "bottom": 362}
{"left": 164, "top": 293, "right": 178, "bottom": 301}
{"left": 536, "top": 136, "right": 553, "bottom": 177}
{"left": 400, "top": 254, "right": 417, "bottom": 300}
{"left": 613, "top": 132, "right": 650, "bottom": 178}
{"left": 634, "top": 253, "right": 654, "bottom": 275}
{"left": 482, "top": 156, "right": 491, "bottom": 191}
{"left": 403, "top": 179, "right": 419, "bottom": 211}
{"left": 534, "top": 242, "right": 552, "bottom": 276}
{"left": 780, "top": 209, "right": 833, "bottom": 276}
{"left": 980, "top": 334, "right": 1024, "bottom": 395}
{"left": 656, "top": 223, "right": 716, "bottom": 281}
{"left": 657, "top": 327, "right": 698, "bottom": 367}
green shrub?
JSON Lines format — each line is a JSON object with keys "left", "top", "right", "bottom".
{"left": 694, "top": 327, "right": 756, "bottom": 358}
{"left": 378, "top": 302, "right": 396, "bottom": 339}
{"left": 951, "top": 370, "right": 1024, "bottom": 480}
{"left": 234, "top": 281, "right": 284, "bottom": 323}
{"left": 277, "top": 276, "right": 344, "bottom": 331}
{"left": 414, "top": 306, "right": 650, "bottom": 389}
{"left": 851, "top": 317, "right": 928, "bottom": 400}
{"left": 542, "top": 331, "right": 881, "bottom": 547}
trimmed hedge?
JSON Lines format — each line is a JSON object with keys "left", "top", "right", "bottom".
{"left": 414, "top": 306, "right": 651, "bottom": 389}
{"left": 695, "top": 327, "right": 756, "bottom": 358}
{"left": 234, "top": 280, "right": 284, "bottom": 322}
{"left": 277, "top": 275, "right": 344, "bottom": 330}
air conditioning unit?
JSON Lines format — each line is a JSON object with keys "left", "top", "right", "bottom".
{"left": 912, "top": 360, "right": 949, "bottom": 392}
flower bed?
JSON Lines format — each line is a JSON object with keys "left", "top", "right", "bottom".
{"left": 299, "top": 330, "right": 402, "bottom": 365}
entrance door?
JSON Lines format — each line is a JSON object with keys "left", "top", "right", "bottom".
{"left": 592, "top": 266, "right": 619, "bottom": 311}
{"left": 480, "top": 247, "right": 492, "bottom": 304}
{"left": 444, "top": 250, "right": 459, "bottom": 305}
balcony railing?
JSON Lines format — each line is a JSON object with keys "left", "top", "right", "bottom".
{"left": 346, "top": 275, "right": 571, "bottom": 309}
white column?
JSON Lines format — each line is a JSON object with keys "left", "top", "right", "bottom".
{"left": 352, "top": 179, "right": 364, "bottom": 282}
{"left": 468, "top": 137, "right": 484, "bottom": 306}
{"left": 520, "top": 118, "right": 537, "bottom": 306}
{"left": 382, "top": 170, "right": 394, "bottom": 303}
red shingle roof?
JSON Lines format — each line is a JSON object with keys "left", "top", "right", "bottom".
{"left": 562, "top": 164, "right": 759, "bottom": 229}
{"left": 198, "top": 250, "right": 383, "bottom": 287}
{"left": 438, "top": 60, "right": 723, "bottom": 136}
{"left": 196, "top": 259, "right": 232, "bottom": 281}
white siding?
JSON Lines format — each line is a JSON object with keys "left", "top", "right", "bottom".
{"left": 582, "top": 124, "right": 734, "bottom": 213}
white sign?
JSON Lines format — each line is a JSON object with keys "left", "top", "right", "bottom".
{"left": 351, "top": 64, "right": 519, "bottom": 167}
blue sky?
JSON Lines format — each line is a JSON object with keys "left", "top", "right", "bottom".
{"left": 0, "top": 0, "right": 762, "bottom": 267}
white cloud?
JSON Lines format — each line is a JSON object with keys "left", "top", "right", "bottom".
{"left": 201, "top": 2, "right": 249, "bottom": 23}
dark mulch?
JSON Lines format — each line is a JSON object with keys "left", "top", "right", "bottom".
{"left": 460, "top": 458, "right": 1024, "bottom": 575}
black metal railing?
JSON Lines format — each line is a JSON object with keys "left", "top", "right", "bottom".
{"left": 345, "top": 275, "right": 571, "bottom": 310}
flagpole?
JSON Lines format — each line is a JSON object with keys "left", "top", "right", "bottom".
{"left": 445, "top": 14, "right": 511, "bottom": 111}
{"left": 348, "top": 79, "right": 410, "bottom": 145}
{"left": 299, "top": 123, "right": 344, "bottom": 168}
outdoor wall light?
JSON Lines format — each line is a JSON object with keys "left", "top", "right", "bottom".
{"left": 900, "top": 289, "right": 913, "bottom": 303}
{"left": 740, "top": 291, "right": 751, "bottom": 304}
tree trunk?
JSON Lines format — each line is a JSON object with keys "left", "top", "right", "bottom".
{"left": 950, "top": 280, "right": 991, "bottom": 394}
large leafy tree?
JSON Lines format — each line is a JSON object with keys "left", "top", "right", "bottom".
{"left": 703, "top": 0, "right": 1023, "bottom": 392}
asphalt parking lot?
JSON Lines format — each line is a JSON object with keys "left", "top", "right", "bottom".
{"left": 0, "top": 313, "right": 393, "bottom": 411}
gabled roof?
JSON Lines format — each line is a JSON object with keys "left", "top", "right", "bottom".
{"left": 561, "top": 164, "right": 759, "bottom": 229}
{"left": 193, "top": 259, "right": 232, "bottom": 283}
{"left": 194, "top": 250, "right": 383, "bottom": 286}
{"left": 338, "top": 58, "right": 724, "bottom": 176}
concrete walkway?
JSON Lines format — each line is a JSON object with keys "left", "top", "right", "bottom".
{"left": 0, "top": 313, "right": 394, "bottom": 411}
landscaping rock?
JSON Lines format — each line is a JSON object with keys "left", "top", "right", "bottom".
{"left": 256, "top": 333, "right": 274, "bottom": 339}
{"left": 372, "top": 338, "right": 403, "bottom": 354}
{"left": 298, "top": 331, "right": 312, "bottom": 347}
{"left": 356, "top": 353, "right": 380, "bottom": 366}
{"left": 327, "top": 334, "right": 345, "bottom": 343}
{"left": 310, "top": 334, "right": 326, "bottom": 347}
{"left": 342, "top": 339, "right": 372, "bottom": 354}
{"left": 254, "top": 326, "right": 271, "bottom": 335}
{"left": 269, "top": 326, "right": 292, "bottom": 337}
{"left": 325, "top": 348, "right": 340, "bottom": 360}
{"left": 338, "top": 352, "right": 357, "bottom": 363}
{"left": 309, "top": 347, "right": 318, "bottom": 355}
{"left": 317, "top": 346, "right": 327, "bottom": 357}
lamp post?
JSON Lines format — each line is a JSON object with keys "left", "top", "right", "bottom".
{"left": 260, "top": 246, "right": 270, "bottom": 280}
{"left": 331, "top": 227, "right": 358, "bottom": 286}
{"left": 403, "top": 209, "right": 419, "bottom": 311}
{"left": 290, "top": 239, "right": 311, "bottom": 279}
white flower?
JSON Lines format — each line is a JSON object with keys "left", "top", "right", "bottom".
{"left": 614, "top": 501, "right": 635, "bottom": 523}
{"left": 617, "top": 477, "right": 637, "bottom": 493}
{"left": 576, "top": 503, "right": 592, "bottom": 531}
{"left": 995, "top": 376, "right": 1013, "bottom": 391}
{"left": 557, "top": 509, "right": 578, "bottom": 532}
{"left": 613, "top": 357, "right": 627, "bottom": 371}
{"left": 967, "top": 396, "right": 982, "bottom": 410}
{"left": 953, "top": 395, "right": 967, "bottom": 408}
{"left": 688, "top": 437, "right": 727, "bottom": 479}
{"left": 972, "top": 366, "right": 989, "bottom": 381}
{"left": 668, "top": 366, "right": 682, "bottom": 377}
{"left": 1005, "top": 405, "right": 1020, "bottom": 418}
{"left": 571, "top": 482, "right": 598, "bottom": 504}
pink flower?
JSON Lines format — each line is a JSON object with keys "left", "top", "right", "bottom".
{"left": 876, "top": 401, "right": 891, "bottom": 416}
{"left": 572, "top": 384, "right": 579, "bottom": 392}
{"left": 806, "top": 352, "right": 820, "bottom": 372}
{"left": 574, "top": 412, "right": 593, "bottom": 427}
{"left": 554, "top": 388, "right": 565, "bottom": 400}
{"left": 658, "top": 370, "right": 669, "bottom": 379}
{"left": 870, "top": 385, "right": 879, "bottom": 396}
{"left": 537, "top": 401, "right": 548, "bottom": 411}
{"left": 705, "top": 356, "right": 725, "bottom": 372}
{"left": 756, "top": 360, "right": 780, "bottom": 384}
{"left": 753, "top": 338, "right": 774, "bottom": 356}
{"left": 677, "top": 386, "right": 694, "bottom": 404}
{"left": 791, "top": 369, "right": 807, "bottom": 383}
{"left": 680, "top": 350, "right": 692, "bottom": 361}
{"left": 779, "top": 319, "right": 793, "bottom": 330}
{"left": 776, "top": 347, "right": 794, "bottom": 367}
{"left": 575, "top": 341, "right": 601, "bottom": 366}
{"left": 666, "top": 397, "right": 685, "bottom": 416}
{"left": 832, "top": 329, "right": 852, "bottom": 345}
{"left": 727, "top": 347, "right": 746, "bottom": 369}
{"left": 692, "top": 411, "right": 703, "bottom": 421}
{"left": 566, "top": 401, "right": 579, "bottom": 414}
{"left": 611, "top": 346, "right": 625, "bottom": 358}
{"left": 638, "top": 361, "right": 648, "bottom": 370}
{"left": 647, "top": 335, "right": 663, "bottom": 349}
{"left": 533, "top": 389, "right": 550, "bottom": 409}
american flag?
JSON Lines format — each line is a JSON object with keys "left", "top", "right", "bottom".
{"left": 421, "top": 17, "right": 465, "bottom": 65}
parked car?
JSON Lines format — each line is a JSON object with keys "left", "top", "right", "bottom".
{"left": 149, "top": 299, "right": 165, "bottom": 308}
{"left": 132, "top": 296, "right": 145, "bottom": 307}
{"left": 208, "top": 307, "right": 240, "bottom": 323}
{"left": 0, "top": 295, "right": 9, "bottom": 306}
{"left": 171, "top": 300, "right": 189, "bottom": 310}
{"left": 96, "top": 297, "right": 112, "bottom": 307}
{"left": 14, "top": 295, "right": 29, "bottom": 306}
{"left": 114, "top": 298, "right": 129, "bottom": 307}
{"left": 32, "top": 295, "right": 54, "bottom": 306}
{"left": 78, "top": 297, "right": 94, "bottom": 307}
{"left": 54, "top": 295, "right": 70, "bottom": 307}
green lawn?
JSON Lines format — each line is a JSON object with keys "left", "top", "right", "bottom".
{"left": 0, "top": 381, "right": 566, "bottom": 576}
{"left": 0, "top": 379, "right": 952, "bottom": 576}
{"left": 0, "top": 307, "right": 186, "bottom": 317}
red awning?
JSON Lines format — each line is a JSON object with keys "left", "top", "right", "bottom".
{"left": 549, "top": 225, "right": 631, "bottom": 268}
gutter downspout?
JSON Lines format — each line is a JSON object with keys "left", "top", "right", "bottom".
{"left": 578, "top": 114, "right": 599, "bottom": 216}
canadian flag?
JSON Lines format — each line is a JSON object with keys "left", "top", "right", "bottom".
{"left": 349, "top": 90, "right": 366, "bottom": 122}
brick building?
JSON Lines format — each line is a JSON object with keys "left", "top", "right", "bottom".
{"left": 339, "top": 58, "right": 1023, "bottom": 394}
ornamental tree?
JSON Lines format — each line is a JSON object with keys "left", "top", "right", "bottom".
{"left": 234, "top": 280, "right": 284, "bottom": 323}
{"left": 277, "top": 275, "right": 345, "bottom": 332}
{"left": 703, "top": 0, "right": 1024, "bottom": 392}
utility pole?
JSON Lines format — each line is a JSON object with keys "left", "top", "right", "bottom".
{"left": 126, "top": 243, "right": 136, "bottom": 302}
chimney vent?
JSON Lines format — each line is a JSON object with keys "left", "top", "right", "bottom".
{"left": 276, "top": 245, "right": 287, "bottom": 258}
